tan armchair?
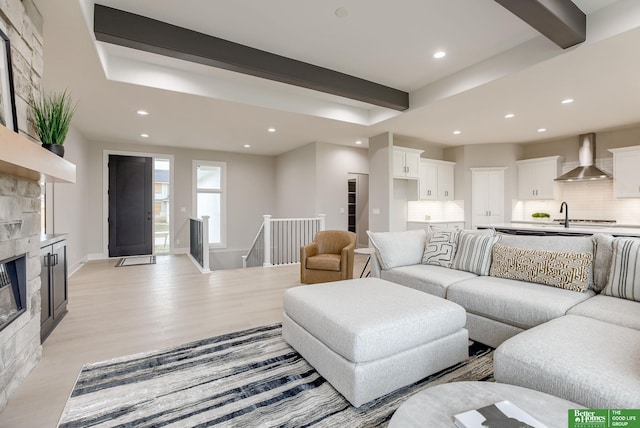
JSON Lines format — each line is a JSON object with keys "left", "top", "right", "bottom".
{"left": 300, "top": 230, "right": 356, "bottom": 284}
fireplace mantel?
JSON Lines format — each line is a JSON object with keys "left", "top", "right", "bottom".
{"left": 0, "top": 125, "right": 76, "bottom": 183}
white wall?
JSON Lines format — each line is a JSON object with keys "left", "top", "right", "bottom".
{"left": 315, "top": 143, "right": 368, "bottom": 230}
{"left": 50, "top": 127, "right": 92, "bottom": 272}
{"left": 368, "top": 133, "right": 393, "bottom": 232}
{"left": 275, "top": 143, "right": 316, "bottom": 218}
{"left": 275, "top": 142, "right": 368, "bottom": 230}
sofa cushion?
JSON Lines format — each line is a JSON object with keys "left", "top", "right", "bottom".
{"left": 367, "top": 229, "right": 426, "bottom": 270}
{"left": 494, "top": 315, "right": 640, "bottom": 409}
{"left": 567, "top": 294, "right": 640, "bottom": 331}
{"left": 592, "top": 233, "right": 614, "bottom": 292}
{"left": 451, "top": 231, "right": 499, "bottom": 275}
{"left": 306, "top": 254, "right": 341, "bottom": 271}
{"left": 495, "top": 234, "right": 595, "bottom": 289}
{"left": 381, "top": 264, "right": 477, "bottom": 298}
{"left": 446, "top": 276, "right": 595, "bottom": 330}
{"left": 603, "top": 237, "right": 640, "bottom": 302}
{"left": 422, "top": 230, "right": 459, "bottom": 268}
{"left": 489, "top": 243, "right": 592, "bottom": 292}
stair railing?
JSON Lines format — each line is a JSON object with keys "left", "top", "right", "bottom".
{"left": 189, "top": 216, "right": 210, "bottom": 273}
{"left": 243, "top": 214, "right": 326, "bottom": 267}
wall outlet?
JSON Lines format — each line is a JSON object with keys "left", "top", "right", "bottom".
{"left": 373, "top": 208, "right": 380, "bottom": 215}
{"left": 339, "top": 208, "right": 345, "bottom": 214}
{"left": 180, "top": 207, "right": 186, "bottom": 213}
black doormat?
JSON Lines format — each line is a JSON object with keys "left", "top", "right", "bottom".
{"left": 115, "top": 256, "right": 156, "bottom": 267}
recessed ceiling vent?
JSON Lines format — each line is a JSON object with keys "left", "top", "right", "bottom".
{"left": 555, "top": 133, "right": 611, "bottom": 181}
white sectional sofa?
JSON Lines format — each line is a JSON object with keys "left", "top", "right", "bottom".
{"left": 367, "top": 228, "right": 640, "bottom": 409}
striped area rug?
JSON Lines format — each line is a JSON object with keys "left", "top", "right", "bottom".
{"left": 58, "top": 324, "right": 493, "bottom": 427}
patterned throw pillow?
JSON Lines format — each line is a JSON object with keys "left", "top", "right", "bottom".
{"left": 603, "top": 238, "right": 640, "bottom": 302}
{"left": 489, "top": 243, "right": 593, "bottom": 292}
{"left": 422, "top": 230, "right": 459, "bottom": 268}
{"left": 451, "top": 231, "right": 499, "bottom": 275}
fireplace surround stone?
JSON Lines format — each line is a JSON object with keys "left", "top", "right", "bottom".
{"left": 0, "top": 0, "right": 46, "bottom": 412}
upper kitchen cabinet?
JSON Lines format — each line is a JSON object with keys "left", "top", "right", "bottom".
{"left": 609, "top": 146, "right": 640, "bottom": 198}
{"left": 393, "top": 146, "right": 423, "bottom": 179}
{"left": 419, "top": 159, "right": 455, "bottom": 200}
{"left": 517, "top": 156, "right": 562, "bottom": 200}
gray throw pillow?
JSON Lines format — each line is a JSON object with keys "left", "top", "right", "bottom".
{"left": 422, "top": 230, "right": 459, "bottom": 268}
{"left": 451, "top": 231, "right": 499, "bottom": 275}
{"left": 603, "top": 237, "right": 640, "bottom": 302}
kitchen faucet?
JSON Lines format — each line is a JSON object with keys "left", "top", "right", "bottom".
{"left": 560, "top": 202, "right": 569, "bottom": 228}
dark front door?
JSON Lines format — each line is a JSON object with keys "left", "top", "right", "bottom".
{"left": 108, "top": 155, "right": 153, "bottom": 257}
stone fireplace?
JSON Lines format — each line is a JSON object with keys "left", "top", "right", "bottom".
{"left": 0, "top": 0, "right": 57, "bottom": 413}
{"left": 0, "top": 253, "right": 27, "bottom": 331}
{"left": 0, "top": 174, "right": 42, "bottom": 411}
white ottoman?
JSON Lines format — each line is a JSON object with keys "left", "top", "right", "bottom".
{"left": 282, "top": 277, "right": 468, "bottom": 407}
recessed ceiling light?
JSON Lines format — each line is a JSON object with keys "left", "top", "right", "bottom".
{"left": 537, "top": 128, "right": 547, "bottom": 133}
{"left": 561, "top": 98, "right": 574, "bottom": 104}
{"left": 243, "top": 144, "right": 251, "bottom": 148}
{"left": 355, "top": 140, "right": 362, "bottom": 145}
{"left": 267, "top": 128, "right": 276, "bottom": 133}
{"left": 453, "top": 130, "right": 461, "bottom": 135}
{"left": 504, "top": 113, "right": 515, "bottom": 119}
{"left": 335, "top": 7, "right": 348, "bottom": 18}
{"left": 137, "top": 110, "right": 149, "bottom": 115}
{"left": 433, "top": 51, "right": 446, "bottom": 59}
{"left": 141, "top": 133, "right": 149, "bottom": 138}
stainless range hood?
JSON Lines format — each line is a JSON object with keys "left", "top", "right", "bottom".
{"left": 555, "top": 133, "right": 612, "bottom": 181}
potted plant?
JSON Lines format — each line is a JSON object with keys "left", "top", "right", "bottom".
{"left": 531, "top": 212, "right": 550, "bottom": 221}
{"left": 28, "top": 90, "right": 77, "bottom": 158}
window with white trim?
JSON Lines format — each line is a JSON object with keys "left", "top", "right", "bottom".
{"left": 193, "top": 161, "right": 226, "bottom": 248}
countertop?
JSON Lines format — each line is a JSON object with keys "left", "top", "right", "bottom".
{"left": 479, "top": 222, "right": 640, "bottom": 237}
{"left": 407, "top": 220, "right": 465, "bottom": 224}
{"left": 40, "top": 233, "right": 68, "bottom": 247}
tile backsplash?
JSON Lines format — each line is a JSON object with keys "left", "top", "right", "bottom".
{"left": 408, "top": 200, "right": 465, "bottom": 222}
{"left": 512, "top": 158, "right": 640, "bottom": 225}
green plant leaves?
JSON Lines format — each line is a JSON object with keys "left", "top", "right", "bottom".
{"left": 28, "top": 90, "right": 77, "bottom": 145}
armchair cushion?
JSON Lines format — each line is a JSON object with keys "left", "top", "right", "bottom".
{"left": 306, "top": 254, "right": 342, "bottom": 271}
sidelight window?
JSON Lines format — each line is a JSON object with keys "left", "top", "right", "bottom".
{"left": 193, "top": 161, "right": 226, "bottom": 248}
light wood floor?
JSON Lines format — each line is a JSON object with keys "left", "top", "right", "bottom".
{"left": 0, "top": 254, "right": 370, "bottom": 427}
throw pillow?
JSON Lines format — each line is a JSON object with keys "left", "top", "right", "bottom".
{"left": 489, "top": 244, "right": 593, "bottom": 292}
{"left": 367, "top": 229, "right": 427, "bottom": 270}
{"left": 591, "top": 233, "right": 615, "bottom": 293}
{"left": 603, "top": 237, "right": 640, "bottom": 302}
{"left": 451, "top": 231, "right": 499, "bottom": 275}
{"left": 422, "top": 230, "right": 459, "bottom": 268}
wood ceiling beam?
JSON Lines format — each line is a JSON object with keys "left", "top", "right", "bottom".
{"left": 93, "top": 4, "right": 409, "bottom": 111}
{"left": 495, "top": 0, "right": 586, "bottom": 49}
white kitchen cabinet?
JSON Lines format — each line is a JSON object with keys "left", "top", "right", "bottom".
{"left": 609, "top": 146, "right": 640, "bottom": 198}
{"left": 393, "top": 147, "right": 423, "bottom": 179}
{"left": 517, "top": 156, "right": 562, "bottom": 200}
{"left": 471, "top": 168, "right": 506, "bottom": 228}
{"left": 419, "top": 159, "right": 455, "bottom": 200}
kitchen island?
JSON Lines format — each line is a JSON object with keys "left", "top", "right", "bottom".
{"left": 479, "top": 222, "right": 640, "bottom": 237}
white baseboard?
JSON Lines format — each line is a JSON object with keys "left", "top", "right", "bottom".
{"left": 174, "top": 247, "right": 189, "bottom": 254}
{"left": 68, "top": 255, "right": 88, "bottom": 277}
{"left": 87, "top": 253, "right": 107, "bottom": 260}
